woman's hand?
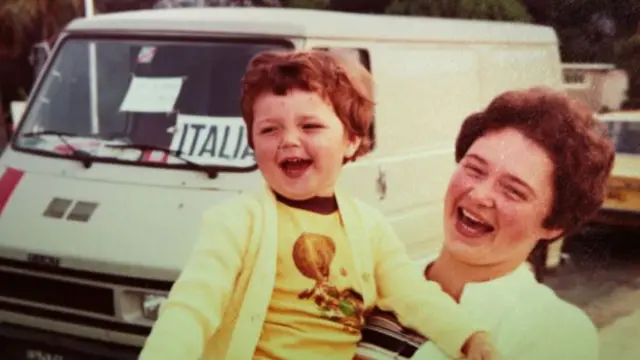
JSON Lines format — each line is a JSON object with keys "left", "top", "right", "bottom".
{"left": 461, "top": 332, "right": 503, "bottom": 360}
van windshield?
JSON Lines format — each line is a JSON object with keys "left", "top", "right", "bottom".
{"left": 14, "top": 37, "right": 290, "bottom": 171}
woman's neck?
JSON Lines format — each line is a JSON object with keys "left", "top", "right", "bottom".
{"left": 425, "top": 251, "right": 521, "bottom": 302}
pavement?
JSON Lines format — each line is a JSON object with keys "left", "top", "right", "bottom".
{"left": 599, "top": 310, "right": 640, "bottom": 360}
{"left": 544, "top": 229, "right": 640, "bottom": 360}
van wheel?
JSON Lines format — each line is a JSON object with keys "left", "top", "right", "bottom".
{"left": 528, "top": 242, "right": 549, "bottom": 282}
{"left": 528, "top": 237, "right": 567, "bottom": 282}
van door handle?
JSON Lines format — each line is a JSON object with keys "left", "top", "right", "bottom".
{"left": 377, "top": 166, "right": 387, "bottom": 200}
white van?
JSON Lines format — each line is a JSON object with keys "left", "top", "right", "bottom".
{"left": 0, "top": 7, "right": 563, "bottom": 359}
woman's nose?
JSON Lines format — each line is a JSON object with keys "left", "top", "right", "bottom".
{"left": 468, "top": 181, "right": 496, "bottom": 208}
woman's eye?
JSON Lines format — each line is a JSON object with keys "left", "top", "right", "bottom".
{"left": 464, "top": 164, "right": 484, "bottom": 177}
{"left": 505, "top": 186, "right": 526, "bottom": 201}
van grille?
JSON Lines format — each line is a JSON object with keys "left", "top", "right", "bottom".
{"left": 0, "top": 257, "right": 172, "bottom": 336}
{"left": 0, "top": 270, "right": 114, "bottom": 315}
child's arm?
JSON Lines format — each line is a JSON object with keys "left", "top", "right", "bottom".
{"left": 370, "top": 212, "right": 490, "bottom": 359}
{"left": 138, "top": 201, "right": 252, "bottom": 360}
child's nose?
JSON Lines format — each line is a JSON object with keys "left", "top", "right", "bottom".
{"left": 280, "top": 128, "right": 302, "bottom": 148}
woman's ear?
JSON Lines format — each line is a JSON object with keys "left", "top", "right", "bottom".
{"left": 541, "top": 228, "right": 564, "bottom": 242}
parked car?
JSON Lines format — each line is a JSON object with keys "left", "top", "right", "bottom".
{"left": 593, "top": 110, "right": 640, "bottom": 229}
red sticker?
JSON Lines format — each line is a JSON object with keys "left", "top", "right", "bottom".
{"left": 137, "top": 46, "right": 157, "bottom": 64}
{"left": 141, "top": 150, "right": 169, "bottom": 163}
{"left": 0, "top": 167, "right": 25, "bottom": 215}
{"left": 53, "top": 140, "right": 101, "bottom": 155}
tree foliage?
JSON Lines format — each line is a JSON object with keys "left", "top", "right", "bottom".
{"left": 0, "top": 0, "right": 83, "bottom": 59}
{"left": 327, "top": 0, "right": 390, "bottom": 13}
{"left": 615, "top": 34, "right": 640, "bottom": 108}
{"left": 385, "top": 0, "right": 532, "bottom": 22}
{"left": 284, "top": 0, "right": 326, "bottom": 9}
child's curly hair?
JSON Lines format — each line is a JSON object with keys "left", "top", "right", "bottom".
{"left": 240, "top": 49, "right": 375, "bottom": 161}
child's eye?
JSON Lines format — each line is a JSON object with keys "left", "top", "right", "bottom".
{"left": 259, "top": 126, "right": 276, "bottom": 134}
{"left": 302, "top": 123, "right": 324, "bottom": 130}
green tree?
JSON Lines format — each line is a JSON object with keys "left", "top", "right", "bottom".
{"left": 549, "top": 0, "right": 618, "bottom": 63}
{"left": 284, "top": 0, "right": 326, "bottom": 9}
{"left": 0, "top": 0, "right": 83, "bottom": 135}
{"left": 521, "top": 0, "right": 552, "bottom": 24}
{"left": 385, "top": 0, "right": 457, "bottom": 17}
{"left": 328, "top": 0, "right": 391, "bottom": 13}
{"left": 385, "top": 0, "right": 532, "bottom": 22}
{"left": 615, "top": 34, "right": 640, "bottom": 108}
{"left": 609, "top": 0, "right": 640, "bottom": 38}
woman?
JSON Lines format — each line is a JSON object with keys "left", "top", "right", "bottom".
{"left": 355, "top": 87, "right": 615, "bottom": 360}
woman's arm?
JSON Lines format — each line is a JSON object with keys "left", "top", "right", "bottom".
{"left": 370, "top": 213, "right": 488, "bottom": 359}
{"left": 138, "top": 200, "right": 253, "bottom": 359}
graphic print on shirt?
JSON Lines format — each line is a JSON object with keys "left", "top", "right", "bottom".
{"left": 292, "top": 232, "right": 366, "bottom": 333}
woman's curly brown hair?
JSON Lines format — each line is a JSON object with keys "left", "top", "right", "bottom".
{"left": 455, "top": 87, "right": 615, "bottom": 236}
{"left": 240, "top": 49, "right": 375, "bottom": 161}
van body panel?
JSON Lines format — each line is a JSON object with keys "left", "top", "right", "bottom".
{"left": 0, "top": 163, "right": 242, "bottom": 279}
{"left": 66, "top": 8, "right": 558, "bottom": 45}
{"left": 0, "top": 7, "right": 564, "bottom": 356}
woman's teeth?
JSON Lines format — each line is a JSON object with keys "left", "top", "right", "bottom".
{"left": 461, "top": 209, "right": 482, "bottom": 223}
{"left": 457, "top": 207, "right": 495, "bottom": 235}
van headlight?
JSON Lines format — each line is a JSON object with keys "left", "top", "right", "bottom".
{"left": 141, "top": 294, "right": 167, "bottom": 321}
{"left": 120, "top": 290, "right": 168, "bottom": 323}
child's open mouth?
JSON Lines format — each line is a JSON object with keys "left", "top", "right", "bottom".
{"left": 455, "top": 207, "right": 495, "bottom": 238}
{"left": 280, "top": 157, "right": 313, "bottom": 178}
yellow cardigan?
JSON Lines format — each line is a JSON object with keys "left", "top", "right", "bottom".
{"left": 138, "top": 186, "right": 483, "bottom": 360}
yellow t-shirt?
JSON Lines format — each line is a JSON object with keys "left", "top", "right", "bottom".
{"left": 254, "top": 199, "right": 365, "bottom": 360}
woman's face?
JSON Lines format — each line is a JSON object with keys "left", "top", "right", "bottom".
{"left": 442, "top": 128, "right": 563, "bottom": 268}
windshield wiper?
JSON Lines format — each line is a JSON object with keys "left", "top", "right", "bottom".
{"left": 20, "top": 130, "right": 94, "bottom": 169}
{"left": 104, "top": 143, "right": 218, "bottom": 179}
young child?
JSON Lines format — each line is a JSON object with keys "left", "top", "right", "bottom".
{"left": 138, "top": 50, "right": 499, "bottom": 360}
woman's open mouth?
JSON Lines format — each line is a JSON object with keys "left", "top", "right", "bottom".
{"left": 279, "top": 157, "right": 313, "bottom": 179}
{"left": 455, "top": 207, "right": 495, "bottom": 238}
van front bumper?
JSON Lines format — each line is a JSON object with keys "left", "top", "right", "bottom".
{"left": 0, "top": 322, "right": 141, "bottom": 360}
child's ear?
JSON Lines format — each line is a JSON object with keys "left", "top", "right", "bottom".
{"left": 345, "top": 136, "right": 362, "bottom": 159}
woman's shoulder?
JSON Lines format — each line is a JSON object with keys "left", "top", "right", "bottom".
{"left": 537, "top": 286, "right": 597, "bottom": 335}
{"left": 504, "top": 281, "right": 598, "bottom": 349}
{"left": 528, "top": 282, "right": 594, "bottom": 325}
{"left": 470, "top": 279, "right": 598, "bottom": 359}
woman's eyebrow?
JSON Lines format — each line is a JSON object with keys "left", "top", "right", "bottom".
{"left": 466, "top": 153, "right": 488, "bottom": 165}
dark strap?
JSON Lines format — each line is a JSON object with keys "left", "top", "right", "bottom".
{"left": 356, "top": 308, "right": 428, "bottom": 359}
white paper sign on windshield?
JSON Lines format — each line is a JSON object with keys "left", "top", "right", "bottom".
{"left": 169, "top": 114, "right": 256, "bottom": 168}
{"left": 119, "top": 76, "right": 184, "bottom": 113}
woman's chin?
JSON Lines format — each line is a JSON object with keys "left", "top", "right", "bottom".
{"left": 449, "top": 226, "right": 495, "bottom": 248}
{"left": 444, "top": 228, "right": 497, "bottom": 262}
